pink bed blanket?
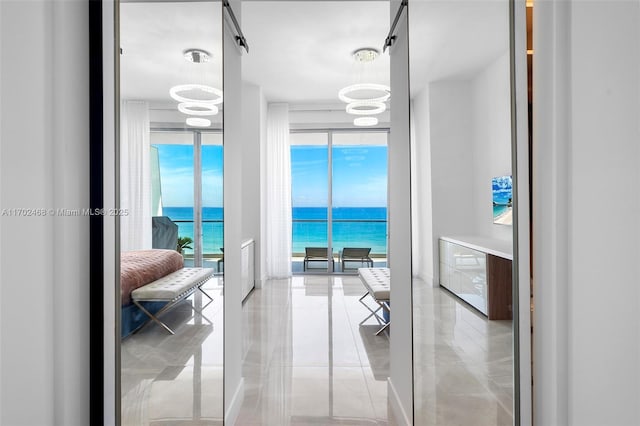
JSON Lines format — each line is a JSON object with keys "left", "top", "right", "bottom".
{"left": 121, "top": 249, "right": 184, "bottom": 305}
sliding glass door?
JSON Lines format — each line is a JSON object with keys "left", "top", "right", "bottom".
{"left": 290, "top": 132, "right": 330, "bottom": 272}
{"left": 151, "top": 130, "right": 223, "bottom": 270}
{"left": 290, "top": 130, "right": 388, "bottom": 273}
{"left": 332, "top": 131, "right": 388, "bottom": 272}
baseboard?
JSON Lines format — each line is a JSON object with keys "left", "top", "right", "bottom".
{"left": 388, "top": 378, "right": 411, "bottom": 426}
{"left": 225, "top": 377, "right": 245, "bottom": 425}
{"left": 430, "top": 275, "right": 439, "bottom": 288}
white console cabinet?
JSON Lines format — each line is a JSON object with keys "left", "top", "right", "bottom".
{"left": 439, "top": 236, "right": 512, "bottom": 320}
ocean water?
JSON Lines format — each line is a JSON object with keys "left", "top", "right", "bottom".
{"left": 162, "top": 206, "right": 387, "bottom": 256}
{"left": 164, "top": 207, "right": 223, "bottom": 255}
{"left": 493, "top": 205, "right": 510, "bottom": 218}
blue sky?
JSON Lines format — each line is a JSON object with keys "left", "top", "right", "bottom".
{"left": 291, "top": 145, "right": 387, "bottom": 207}
{"left": 154, "top": 144, "right": 223, "bottom": 207}
{"left": 155, "top": 143, "right": 387, "bottom": 208}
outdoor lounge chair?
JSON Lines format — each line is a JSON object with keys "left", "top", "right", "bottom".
{"left": 217, "top": 248, "right": 224, "bottom": 273}
{"left": 341, "top": 247, "right": 374, "bottom": 271}
{"left": 303, "top": 247, "right": 334, "bottom": 272}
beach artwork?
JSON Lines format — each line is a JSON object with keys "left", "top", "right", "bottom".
{"left": 492, "top": 175, "right": 513, "bottom": 225}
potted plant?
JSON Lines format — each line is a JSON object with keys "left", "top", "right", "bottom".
{"left": 176, "top": 236, "right": 193, "bottom": 254}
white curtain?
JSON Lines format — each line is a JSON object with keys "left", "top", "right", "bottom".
{"left": 120, "top": 100, "right": 152, "bottom": 251}
{"left": 263, "top": 103, "right": 292, "bottom": 278}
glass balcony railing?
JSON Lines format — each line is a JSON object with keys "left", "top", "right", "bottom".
{"left": 292, "top": 218, "right": 388, "bottom": 257}
{"left": 172, "top": 219, "right": 224, "bottom": 258}
{"left": 169, "top": 217, "right": 387, "bottom": 260}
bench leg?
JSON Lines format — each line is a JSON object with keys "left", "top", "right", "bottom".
{"left": 358, "top": 292, "right": 385, "bottom": 326}
{"left": 375, "top": 302, "right": 391, "bottom": 335}
{"left": 133, "top": 300, "right": 176, "bottom": 335}
{"left": 133, "top": 281, "right": 215, "bottom": 335}
{"left": 198, "top": 286, "right": 214, "bottom": 308}
{"left": 189, "top": 286, "right": 214, "bottom": 324}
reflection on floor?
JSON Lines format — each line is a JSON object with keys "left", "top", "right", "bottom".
{"left": 120, "top": 275, "right": 512, "bottom": 426}
{"left": 413, "top": 280, "right": 514, "bottom": 426}
{"left": 238, "top": 275, "right": 390, "bottom": 425}
{"left": 290, "top": 258, "right": 388, "bottom": 274}
{"left": 121, "top": 277, "right": 224, "bottom": 426}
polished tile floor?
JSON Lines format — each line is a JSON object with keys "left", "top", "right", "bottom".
{"left": 413, "top": 280, "right": 514, "bottom": 426}
{"left": 237, "top": 275, "right": 390, "bottom": 425}
{"left": 121, "top": 277, "right": 225, "bottom": 426}
{"left": 120, "top": 275, "right": 513, "bottom": 426}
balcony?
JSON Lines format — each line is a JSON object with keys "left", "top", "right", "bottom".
{"left": 170, "top": 217, "right": 388, "bottom": 274}
{"left": 292, "top": 217, "right": 388, "bottom": 274}
{"left": 172, "top": 219, "right": 224, "bottom": 271}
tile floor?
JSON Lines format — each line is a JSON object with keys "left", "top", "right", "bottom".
{"left": 120, "top": 275, "right": 514, "bottom": 426}
{"left": 413, "top": 280, "right": 514, "bottom": 426}
{"left": 237, "top": 275, "right": 390, "bottom": 425}
{"left": 121, "top": 277, "right": 225, "bottom": 426}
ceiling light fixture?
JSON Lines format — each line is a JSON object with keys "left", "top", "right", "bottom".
{"left": 183, "top": 48, "right": 211, "bottom": 63}
{"left": 338, "top": 83, "right": 391, "bottom": 104}
{"left": 339, "top": 48, "right": 389, "bottom": 127}
{"left": 186, "top": 117, "right": 211, "bottom": 127}
{"left": 178, "top": 102, "right": 219, "bottom": 116}
{"left": 346, "top": 101, "right": 386, "bottom": 115}
{"left": 170, "top": 48, "right": 223, "bottom": 123}
{"left": 169, "top": 84, "right": 223, "bottom": 105}
{"left": 354, "top": 117, "right": 378, "bottom": 127}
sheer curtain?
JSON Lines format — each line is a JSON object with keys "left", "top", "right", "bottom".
{"left": 263, "top": 103, "right": 292, "bottom": 278}
{"left": 120, "top": 100, "right": 152, "bottom": 251}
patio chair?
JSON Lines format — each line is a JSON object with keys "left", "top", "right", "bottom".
{"left": 303, "top": 247, "right": 334, "bottom": 272}
{"left": 341, "top": 247, "right": 374, "bottom": 271}
{"left": 217, "top": 248, "right": 224, "bottom": 273}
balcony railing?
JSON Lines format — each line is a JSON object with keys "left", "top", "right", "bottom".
{"left": 172, "top": 219, "right": 223, "bottom": 258}
{"left": 292, "top": 218, "right": 388, "bottom": 256}
{"left": 170, "top": 218, "right": 388, "bottom": 258}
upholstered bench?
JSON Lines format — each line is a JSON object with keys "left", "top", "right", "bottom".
{"left": 357, "top": 267, "right": 390, "bottom": 335}
{"left": 132, "top": 267, "right": 215, "bottom": 335}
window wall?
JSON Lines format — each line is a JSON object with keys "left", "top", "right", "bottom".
{"left": 151, "top": 130, "right": 223, "bottom": 269}
{"left": 290, "top": 130, "right": 388, "bottom": 273}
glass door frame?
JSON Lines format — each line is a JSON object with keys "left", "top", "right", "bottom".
{"left": 150, "top": 128, "right": 223, "bottom": 268}
{"left": 290, "top": 127, "right": 390, "bottom": 274}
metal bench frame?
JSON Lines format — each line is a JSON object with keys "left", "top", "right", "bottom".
{"left": 358, "top": 267, "right": 390, "bottom": 336}
{"left": 358, "top": 292, "right": 390, "bottom": 335}
{"left": 132, "top": 270, "right": 214, "bottom": 335}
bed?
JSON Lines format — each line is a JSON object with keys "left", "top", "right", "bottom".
{"left": 121, "top": 249, "right": 184, "bottom": 337}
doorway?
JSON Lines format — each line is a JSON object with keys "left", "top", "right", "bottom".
{"left": 291, "top": 130, "right": 389, "bottom": 274}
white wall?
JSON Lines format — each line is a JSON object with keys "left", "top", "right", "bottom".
{"left": 412, "top": 51, "right": 512, "bottom": 285}
{"left": 410, "top": 90, "right": 434, "bottom": 284}
{"left": 427, "top": 80, "right": 476, "bottom": 283}
{"left": 241, "top": 82, "right": 264, "bottom": 287}
{"left": 470, "top": 52, "right": 512, "bottom": 241}
{"left": 0, "top": 1, "right": 90, "bottom": 425}
{"left": 388, "top": 2, "right": 413, "bottom": 423}
{"left": 223, "top": 1, "right": 245, "bottom": 422}
{"left": 534, "top": 1, "right": 640, "bottom": 425}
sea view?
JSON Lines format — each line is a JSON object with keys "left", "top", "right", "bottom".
{"left": 163, "top": 206, "right": 388, "bottom": 256}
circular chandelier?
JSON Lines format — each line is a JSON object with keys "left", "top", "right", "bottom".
{"left": 186, "top": 117, "right": 211, "bottom": 127}
{"left": 346, "top": 101, "right": 386, "bottom": 115}
{"left": 354, "top": 117, "right": 379, "bottom": 126}
{"left": 169, "top": 84, "right": 223, "bottom": 105}
{"left": 169, "top": 49, "right": 222, "bottom": 128}
{"left": 338, "top": 48, "right": 389, "bottom": 127}
{"left": 178, "top": 102, "right": 219, "bottom": 116}
{"left": 338, "top": 83, "right": 390, "bottom": 104}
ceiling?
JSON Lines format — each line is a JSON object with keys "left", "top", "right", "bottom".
{"left": 120, "top": 0, "right": 509, "bottom": 107}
